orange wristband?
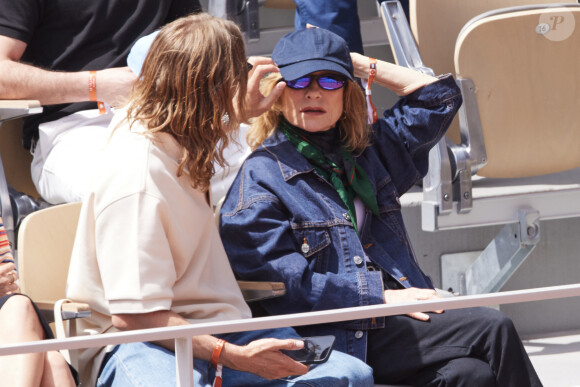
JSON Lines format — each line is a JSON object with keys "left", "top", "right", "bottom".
{"left": 89, "top": 71, "right": 107, "bottom": 114}
{"left": 211, "top": 339, "right": 226, "bottom": 387}
{"left": 89, "top": 71, "right": 98, "bottom": 101}
{"left": 366, "top": 58, "right": 378, "bottom": 124}
{"left": 211, "top": 338, "right": 226, "bottom": 368}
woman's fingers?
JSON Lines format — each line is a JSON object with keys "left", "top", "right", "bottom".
{"left": 244, "top": 59, "right": 284, "bottom": 120}
{"left": 384, "top": 287, "right": 444, "bottom": 321}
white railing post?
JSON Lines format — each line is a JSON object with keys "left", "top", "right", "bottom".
{"left": 175, "top": 336, "right": 193, "bottom": 387}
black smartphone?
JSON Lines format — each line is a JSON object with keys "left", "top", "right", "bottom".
{"left": 280, "top": 335, "right": 335, "bottom": 365}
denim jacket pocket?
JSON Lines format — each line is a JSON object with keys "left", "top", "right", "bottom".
{"left": 292, "top": 226, "right": 331, "bottom": 272}
{"left": 292, "top": 227, "right": 331, "bottom": 257}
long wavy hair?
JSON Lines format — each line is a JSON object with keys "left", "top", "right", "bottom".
{"left": 125, "top": 13, "right": 248, "bottom": 191}
{"left": 248, "top": 73, "right": 369, "bottom": 152}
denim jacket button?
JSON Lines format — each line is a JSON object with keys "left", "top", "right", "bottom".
{"left": 343, "top": 212, "right": 351, "bottom": 221}
{"left": 353, "top": 255, "right": 363, "bottom": 265}
{"left": 355, "top": 330, "right": 364, "bottom": 339}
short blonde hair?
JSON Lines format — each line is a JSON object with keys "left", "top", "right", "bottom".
{"left": 126, "top": 13, "right": 248, "bottom": 191}
{"left": 248, "top": 73, "right": 370, "bottom": 152}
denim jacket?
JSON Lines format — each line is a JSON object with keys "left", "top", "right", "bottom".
{"left": 220, "top": 75, "right": 462, "bottom": 362}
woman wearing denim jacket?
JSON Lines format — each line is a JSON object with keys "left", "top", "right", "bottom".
{"left": 220, "top": 27, "right": 541, "bottom": 386}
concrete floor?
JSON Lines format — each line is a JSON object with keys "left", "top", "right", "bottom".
{"left": 524, "top": 331, "right": 580, "bottom": 387}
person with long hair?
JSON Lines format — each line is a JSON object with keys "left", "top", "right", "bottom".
{"left": 220, "top": 27, "right": 542, "bottom": 386}
{"left": 66, "top": 13, "right": 373, "bottom": 387}
{"left": 0, "top": 217, "right": 77, "bottom": 387}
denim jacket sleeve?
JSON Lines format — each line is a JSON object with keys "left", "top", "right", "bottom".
{"left": 371, "top": 74, "right": 462, "bottom": 195}
{"left": 219, "top": 160, "right": 385, "bottom": 318}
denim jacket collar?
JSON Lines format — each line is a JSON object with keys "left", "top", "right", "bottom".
{"left": 260, "top": 128, "right": 316, "bottom": 182}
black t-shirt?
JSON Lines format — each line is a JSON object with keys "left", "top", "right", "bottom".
{"left": 0, "top": 0, "right": 201, "bottom": 149}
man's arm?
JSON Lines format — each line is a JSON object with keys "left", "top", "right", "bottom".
{"left": 0, "top": 35, "right": 136, "bottom": 106}
{"left": 112, "top": 310, "right": 310, "bottom": 380}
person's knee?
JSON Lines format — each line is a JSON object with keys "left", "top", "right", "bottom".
{"left": 0, "top": 295, "right": 46, "bottom": 341}
{"left": 479, "top": 308, "right": 518, "bottom": 337}
{"left": 98, "top": 343, "right": 179, "bottom": 387}
{"left": 463, "top": 307, "right": 517, "bottom": 335}
{"left": 343, "top": 361, "right": 374, "bottom": 387}
{"left": 3, "top": 294, "right": 36, "bottom": 316}
{"left": 323, "top": 350, "right": 374, "bottom": 386}
{"left": 494, "top": 310, "right": 516, "bottom": 331}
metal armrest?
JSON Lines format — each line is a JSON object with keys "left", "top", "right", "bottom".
{"left": 54, "top": 299, "right": 91, "bottom": 369}
{"left": 424, "top": 80, "right": 488, "bottom": 222}
{"left": 60, "top": 301, "right": 92, "bottom": 320}
{"left": 238, "top": 280, "right": 286, "bottom": 302}
{"left": 34, "top": 301, "right": 91, "bottom": 323}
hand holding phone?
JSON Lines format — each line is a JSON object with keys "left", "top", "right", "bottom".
{"left": 280, "top": 335, "right": 335, "bottom": 365}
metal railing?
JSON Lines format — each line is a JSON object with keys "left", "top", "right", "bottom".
{"left": 1, "top": 284, "right": 580, "bottom": 386}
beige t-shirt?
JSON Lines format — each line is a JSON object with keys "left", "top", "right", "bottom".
{"left": 66, "top": 116, "right": 251, "bottom": 385}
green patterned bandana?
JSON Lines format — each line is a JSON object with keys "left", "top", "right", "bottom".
{"left": 279, "top": 119, "right": 379, "bottom": 234}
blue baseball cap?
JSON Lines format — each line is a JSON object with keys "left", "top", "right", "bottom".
{"left": 272, "top": 28, "right": 354, "bottom": 81}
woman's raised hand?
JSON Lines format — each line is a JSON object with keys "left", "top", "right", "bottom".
{"left": 242, "top": 57, "right": 286, "bottom": 121}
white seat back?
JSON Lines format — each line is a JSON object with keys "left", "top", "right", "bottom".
{"left": 409, "top": 0, "right": 578, "bottom": 144}
{"left": 455, "top": 5, "right": 580, "bottom": 178}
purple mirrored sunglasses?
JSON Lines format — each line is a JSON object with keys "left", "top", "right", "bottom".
{"left": 285, "top": 74, "right": 346, "bottom": 90}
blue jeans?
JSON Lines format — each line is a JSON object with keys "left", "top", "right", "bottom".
{"left": 97, "top": 327, "right": 373, "bottom": 386}
{"left": 293, "top": 0, "right": 363, "bottom": 54}
{"left": 293, "top": 1, "right": 409, "bottom": 54}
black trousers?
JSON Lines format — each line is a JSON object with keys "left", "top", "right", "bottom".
{"left": 367, "top": 307, "right": 542, "bottom": 387}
